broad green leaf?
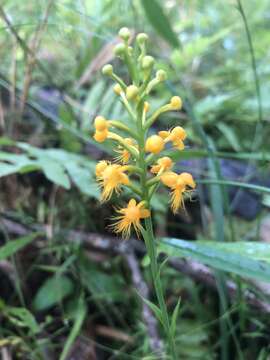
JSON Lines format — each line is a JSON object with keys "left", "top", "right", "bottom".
{"left": 0, "top": 234, "right": 38, "bottom": 261}
{"left": 38, "top": 159, "right": 70, "bottom": 189}
{"left": 64, "top": 161, "right": 99, "bottom": 199}
{"left": 33, "top": 275, "right": 74, "bottom": 311}
{"left": 0, "top": 163, "right": 20, "bottom": 177}
{"left": 141, "top": 0, "right": 180, "bottom": 48}
{"left": 160, "top": 238, "right": 270, "bottom": 282}
{"left": 78, "top": 255, "right": 124, "bottom": 302}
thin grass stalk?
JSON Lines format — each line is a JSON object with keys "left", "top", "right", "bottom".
{"left": 235, "top": 0, "right": 265, "bottom": 243}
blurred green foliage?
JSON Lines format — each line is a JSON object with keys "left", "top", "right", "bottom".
{"left": 0, "top": 0, "right": 270, "bottom": 359}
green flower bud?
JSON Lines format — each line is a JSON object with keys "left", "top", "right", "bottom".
{"left": 102, "top": 64, "right": 113, "bottom": 76}
{"left": 142, "top": 55, "right": 155, "bottom": 70}
{"left": 156, "top": 69, "right": 167, "bottom": 81}
{"left": 126, "top": 85, "right": 139, "bottom": 100}
{"left": 136, "top": 33, "right": 148, "bottom": 46}
{"left": 128, "top": 46, "right": 133, "bottom": 56}
{"left": 118, "top": 27, "right": 131, "bottom": 41}
{"left": 114, "top": 43, "right": 126, "bottom": 57}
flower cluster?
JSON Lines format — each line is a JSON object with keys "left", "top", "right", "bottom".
{"left": 93, "top": 27, "right": 196, "bottom": 237}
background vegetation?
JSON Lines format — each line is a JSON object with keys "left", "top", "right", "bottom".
{"left": 0, "top": 0, "right": 270, "bottom": 359}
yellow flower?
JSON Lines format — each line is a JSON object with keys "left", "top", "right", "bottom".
{"left": 114, "top": 138, "right": 136, "bottom": 164}
{"left": 151, "top": 156, "right": 173, "bottom": 175}
{"left": 93, "top": 116, "right": 110, "bottom": 143}
{"left": 161, "top": 171, "right": 196, "bottom": 213}
{"left": 112, "top": 199, "right": 150, "bottom": 238}
{"left": 145, "top": 135, "right": 165, "bottom": 154}
{"left": 159, "top": 126, "right": 186, "bottom": 151}
{"left": 96, "top": 162, "right": 129, "bottom": 202}
{"left": 95, "top": 160, "right": 109, "bottom": 177}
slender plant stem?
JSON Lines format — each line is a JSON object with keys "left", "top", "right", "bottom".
{"left": 143, "top": 218, "right": 177, "bottom": 359}
{"left": 135, "top": 101, "right": 177, "bottom": 359}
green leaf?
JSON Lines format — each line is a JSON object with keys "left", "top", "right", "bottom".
{"left": 140, "top": 296, "right": 164, "bottom": 327}
{"left": 78, "top": 255, "right": 124, "bottom": 302}
{"left": 160, "top": 238, "right": 270, "bottom": 282}
{"left": 59, "top": 295, "right": 87, "bottom": 360}
{"left": 64, "top": 161, "right": 100, "bottom": 199}
{"left": 33, "top": 275, "right": 74, "bottom": 311}
{"left": 141, "top": 0, "right": 180, "bottom": 48}
{"left": 0, "top": 234, "right": 38, "bottom": 261}
{"left": 0, "top": 163, "right": 20, "bottom": 177}
{"left": 38, "top": 159, "right": 71, "bottom": 189}
{"left": 170, "top": 297, "right": 181, "bottom": 337}
{"left": 6, "top": 307, "right": 40, "bottom": 335}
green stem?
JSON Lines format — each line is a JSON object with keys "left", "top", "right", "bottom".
{"left": 136, "top": 101, "right": 177, "bottom": 359}
{"left": 143, "top": 218, "right": 177, "bottom": 359}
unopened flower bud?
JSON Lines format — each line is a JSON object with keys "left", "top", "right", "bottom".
{"left": 118, "top": 27, "right": 130, "bottom": 41}
{"left": 170, "top": 96, "right": 182, "bottom": 110}
{"left": 114, "top": 43, "right": 126, "bottom": 57}
{"left": 93, "top": 129, "right": 108, "bottom": 143}
{"left": 144, "top": 101, "right": 150, "bottom": 112}
{"left": 94, "top": 116, "right": 108, "bottom": 131}
{"left": 142, "top": 55, "right": 155, "bottom": 70}
{"left": 102, "top": 64, "right": 113, "bottom": 76}
{"left": 126, "top": 85, "right": 139, "bottom": 100}
{"left": 113, "top": 84, "right": 122, "bottom": 95}
{"left": 145, "top": 135, "right": 164, "bottom": 154}
{"left": 156, "top": 69, "right": 167, "bottom": 81}
{"left": 136, "top": 33, "right": 148, "bottom": 45}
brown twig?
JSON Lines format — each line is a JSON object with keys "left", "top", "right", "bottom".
{"left": 1, "top": 216, "right": 270, "bottom": 314}
{"left": 124, "top": 251, "right": 164, "bottom": 354}
{"left": 19, "top": 0, "right": 54, "bottom": 113}
{"left": 10, "top": 37, "right": 17, "bottom": 112}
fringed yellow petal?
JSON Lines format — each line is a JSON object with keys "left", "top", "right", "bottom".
{"left": 111, "top": 199, "right": 150, "bottom": 238}
{"left": 151, "top": 156, "right": 173, "bottom": 174}
{"left": 97, "top": 164, "right": 129, "bottom": 202}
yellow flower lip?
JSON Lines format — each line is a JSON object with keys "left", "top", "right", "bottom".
{"left": 112, "top": 198, "right": 150, "bottom": 238}
{"left": 161, "top": 172, "right": 196, "bottom": 213}
{"left": 151, "top": 156, "right": 173, "bottom": 174}
{"left": 114, "top": 138, "right": 136, "bottom": 164}
{"left": 145, "top": 135, "right": 165, "bottom": 154}
{"left": 95, "top": 160, "right": 108, "bottom": 177}
{"left": 96, "top": 163, "right": 129, "bottom": 202}
{"left": 158, "top": 127, "right": 186, "bottom": 151}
